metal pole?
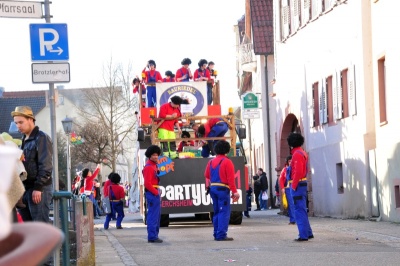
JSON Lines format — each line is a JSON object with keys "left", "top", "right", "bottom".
{"left": 44, "top": 1, "right": 61, "bottom": 265}
{"left": 67, "top": 134, "right": 71, "bottom": 192}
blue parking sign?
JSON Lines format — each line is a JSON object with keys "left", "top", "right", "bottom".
{"left": 30, "top": 23, "right": 69, "bottom": 61}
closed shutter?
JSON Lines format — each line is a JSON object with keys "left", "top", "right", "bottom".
{"left": 321, "top": 79, "right": 328, "bottom": 123}
{"left": 282, "top": 0, "right": 290, "bottom": 39}
{"left": 324, "top": 0, "right": 336, "bottom": 10}
{"left": 318, "top": 81, "right": 323, "bottom": 125}
{"left": 332, "top": 72, "right": 338, "bottom": 121}
{"left": 312, "top": 0, "right": 322, "bottom": 19}
{"left": 348, "top": 64, "right": 357, "bottom": 115}
{"left": 336, "top": 70, "right": 343, "bottom": 119}
{"left": 291, "top": 0, "right": 300, "bottom": 32}
{"left": 302, "top": 0, "right": 311, "bottom": 25}
{"left": 310, "top": 83, "right": 315, "bottom": 128}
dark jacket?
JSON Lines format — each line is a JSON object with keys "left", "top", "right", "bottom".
{"left": 253, "top": 176, "right": 262, "bottom": 194}
{"left": 259, "top": 172, "right": 268, "bottom": 191}
{"left": 21, "top": 126, "right": 53, "bottom": 191}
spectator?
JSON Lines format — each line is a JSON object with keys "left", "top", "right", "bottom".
{"left": 253, "top": 175, "right": 261, "bottom": 211}
{"left": 279, "top": 155, "right": 295, "bottom": 224}
{"left": 257, "top": 168, "right": 268, "bottom": 210}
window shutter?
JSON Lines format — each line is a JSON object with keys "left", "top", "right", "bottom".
{"left": 282, "top": 0, "right": 290, "bottom": 39}
{"left": 312, "top": 0, "right": 322, "bottom": 19}
{"left": 291, "top": 0, "right": 300, "bottom": 32}
{"left": 318, "top": 81, "right": 323, "bottom": 125}
{"left": 336, "top": 70, "right": 343, "bottom": 119}
{"left": 302, "top": 0, "right": 311, "bottom": 25}
{"left": 310, "top": 83, "right": 315, "bottom": 128}
{"left": 348, "top": 64, "right": 357, "bottom": 116}
{"left": 321, "top": 79, "right": 328, "bottom": 123}
{"left": 332, "top": 72, "right": 338, "bottom": 121}
{"left": 324, "top": 0, "right": 336, "bottom": 10}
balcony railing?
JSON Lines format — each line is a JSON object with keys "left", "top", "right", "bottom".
{"left": 239, "top": 42, "right": 257, "bottom": 72}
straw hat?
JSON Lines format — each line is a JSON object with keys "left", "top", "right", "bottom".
{"left": 11, "top": 106, "right": 35, "bottom": 121}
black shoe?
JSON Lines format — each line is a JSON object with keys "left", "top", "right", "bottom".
{"left": 94, "top": 216, "right": 100, "bottom": 219}
{"left": 254, "top": 209, "right": 261, "bottom": 211}
{"left": 294, "top": 238, "right": 308, "bottom": 242}
{"left": 245, "top": 214, "right": 250, "bottom": 218}
{"left": 116, "top": 226, "right": 123, "bottom": 229}
{"left": 148, "top": 238, "right": 163, "bottom": 243}
{"left": 288, "top": 222, "right": 296, "bottom": 225}
{"left": 308, "top": 235, "right": 314, "bottom": 239}
{"left": 216, "top": 237, "right": 234, "bottom": 241}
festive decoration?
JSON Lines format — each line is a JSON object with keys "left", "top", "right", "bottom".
{"left": 70, "top": 132, "right": 84, "bottom": 145}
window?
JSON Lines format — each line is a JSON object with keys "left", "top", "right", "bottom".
{"left": 301, "top": 0, "right": 311, "bottom": 25}
{"left": 395, "top": 185, "right": 400, "bottom": 208}
{"left": 340, "top": 69, "right": 349, "bottom": 118}
{"left": 336, "top": 163, "right": 344, "bottom": 194}
{"left": 312, "top": 82, "right": 320, "bottom": 127}
{"left": 378, "top": 57, "right": 387, "bottom": 125}
{"left": 326, "top": 76, "right": 334, "bottom": 123}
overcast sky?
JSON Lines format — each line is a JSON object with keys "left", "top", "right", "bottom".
{"left": 0, "top": 0, "right": 245, "bottom": 112}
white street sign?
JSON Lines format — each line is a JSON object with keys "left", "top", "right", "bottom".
{"left": 243, "top": 109, "right": 260, "bottom": 119}
{"left": 0, "top": 1, "right": 43, "bottom": 19}
{"left": 32, "top": 63, "right": 70, "bottom": 83}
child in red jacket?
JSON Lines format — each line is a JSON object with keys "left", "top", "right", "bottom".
{"left": 104, "top": 173, "right": 125, "bottom": 229}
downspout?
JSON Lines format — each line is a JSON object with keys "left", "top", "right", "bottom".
{"left": 265, "top": 55, "right": 274, "bottom": 206}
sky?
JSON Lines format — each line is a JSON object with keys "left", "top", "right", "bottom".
{"left": 0, "top": 0, "right": 245, "bottom": 112}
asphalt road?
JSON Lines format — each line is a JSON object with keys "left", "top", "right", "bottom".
{"left": 94, "top": 207, "right": 400, "bottom": 266}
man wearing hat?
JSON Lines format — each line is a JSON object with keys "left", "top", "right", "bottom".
{"left": 11, "top": 106, "right": 53, "bottom": 223}
{"left": 157, "top": 96, "right": 187, "bottom": 159}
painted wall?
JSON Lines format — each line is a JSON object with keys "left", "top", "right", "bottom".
{"left": 272, "top": 0, "right": 384, "bottom": 219}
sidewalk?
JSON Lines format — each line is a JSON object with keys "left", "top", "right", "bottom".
{"left": 93, "top": 207, "right": 400, "bottom": 265}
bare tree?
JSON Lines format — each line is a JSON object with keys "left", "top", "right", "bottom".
{"left": 74, "top": 58, "right": 137, "bottom": 171}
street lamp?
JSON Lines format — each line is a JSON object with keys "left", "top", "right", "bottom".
{"left": 61, "top": 116, "right": 73, "bottom": 192}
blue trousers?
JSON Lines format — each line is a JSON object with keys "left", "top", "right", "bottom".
{"left": 244, "top": 195, "right": 251, "bottom": 216}
{"left": 285, "top": 187, "right": 296, "bottom": 223}
{"left": 207, "top": 83, "right": 213, "bottom": 105}
{"left": 104, "top": 201, "right": 124, "bottom": 228}
{"left": 291, "top": 183, "right": 313, "bottom": 239}
{"left": 146, "top": 191, "right": 161, "bottom": 241}
{"left": 259, "top": 190, "right": 267, "bottom": 209}
{"left": 18, "top": 185, "right": 52, "bottom": 222}
{"left": 147, "top": 86, "right": 156, "bottom": 107}
{"left": 210, "top": 187, "right": 231, "bottom": 240}
{"left": 201, "top": 123, "right": 229, "bottom": 157}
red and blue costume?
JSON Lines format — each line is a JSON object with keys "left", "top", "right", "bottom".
{"left": 201, "top": 118, "right": 228, "bottom": 158}
{"left": 290, "top": 147, "right": 313, "bottom": 239}
{"left": 193, "top": 68, "right": 211, "bottom": 104}
{"left": 142, "top": 69, "right": 162, "bottom": 107}
{"left": 143, "top": 159, "right": 161, "bottom": 241}
{"left": 279, "top": 166, "right": 296, "bottom": 223}
{"left": 175, "top": 67, "right": 192, "bottom": 82}
{"left": 204, "top": 155, "right": 237, "bottom": 240}
{"left": 104, "top": 183, "right": 125, "bottom": 229}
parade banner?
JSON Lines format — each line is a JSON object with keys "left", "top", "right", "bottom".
{"left": 156, "top": 81, "right": 208, "bottom": 116}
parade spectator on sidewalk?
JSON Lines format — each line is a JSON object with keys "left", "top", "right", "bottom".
{"left": 258, "top": 168, "right": 269, "bottom": 210}
{"left": 104, "top": 173, "right": 125, "bottom": 230}
{"left": 287, "top": 132, "right": 313, "bottom": 241}
{"left": 143, "top": 145, "right": 163, "bottom": 243}
{"left": 253, "top": 175, "right": 261, "bottom": 211}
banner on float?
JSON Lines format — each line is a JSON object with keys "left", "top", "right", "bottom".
{"left": 156, "top": 81, "right": 208, "bottom": 116}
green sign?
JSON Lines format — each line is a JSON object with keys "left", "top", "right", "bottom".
{"left": 242, "top": 92, "right": 259, "bottom": 109}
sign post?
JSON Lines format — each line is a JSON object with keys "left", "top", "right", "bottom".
{"left": 0, "top": 0, "right": 43, "bottom": 19}
{"left": 242, "top": 92, "right": 260, "bottom": 119}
